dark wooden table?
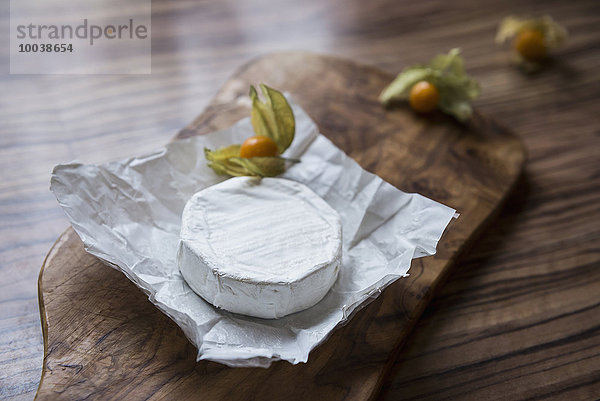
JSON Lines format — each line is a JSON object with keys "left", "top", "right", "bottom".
{"left": 1, "top": 0, "right": 598, "bottom": 399}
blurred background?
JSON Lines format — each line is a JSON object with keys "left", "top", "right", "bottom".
{"left": 1, "top": 0, "right": 599, "bottom": 399}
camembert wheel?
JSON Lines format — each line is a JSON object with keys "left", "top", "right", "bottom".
{"left": 178, "top": 177, "right": 342, "bottom": 319}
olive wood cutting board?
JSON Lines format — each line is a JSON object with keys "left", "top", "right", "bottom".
{"left": 36, "top": 52, "right": 525, "bottom": 400}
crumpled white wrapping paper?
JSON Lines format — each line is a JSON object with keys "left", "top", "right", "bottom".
{"left": 50, "top": 100, "right": 456, "bottom": 367}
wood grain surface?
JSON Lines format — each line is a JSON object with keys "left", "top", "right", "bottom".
{"left": 1, "top": 0, "right": 599, "bottom": 400}
{"left": 35, "top": 52, "right": 524, "bottom": 400}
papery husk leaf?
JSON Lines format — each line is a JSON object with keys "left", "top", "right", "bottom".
{"left": 229, "top": 157, "right": 286, "bottom": 177}
{"left": 250, "top": 84, "right": 295, "bottom": 154}
{"left": 204, "top": 146, "right": 251, "bottom": 176}
{"left": 250, "top": 86, "right": 277, "bottom": 139}
{"left": 205, "top": 145, "right": 287, "bottom": 177}
{"left": 430, "top": 48, "right": 464, "bottom": 75}
{"left": 439, "top": 98, "right": 473, "bottom": 123}
{"left": 496, "top": 16, "right": 528, "bottom": 44}
{"left": 205, "top": 144, "right": 241, "bottom": 160}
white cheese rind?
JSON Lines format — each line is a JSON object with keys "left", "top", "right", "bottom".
{"left": 177, "top": 177, "right": 342, "bottom": 319}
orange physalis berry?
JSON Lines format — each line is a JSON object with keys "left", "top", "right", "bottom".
{"left": 515, "top": 30, "right": 547, "bottom": 62}
{"left": 240, "top": 135, "right": 279, "bottom": 158}
{"left": 409, "top": 81, "right": 440, "bottom": 113}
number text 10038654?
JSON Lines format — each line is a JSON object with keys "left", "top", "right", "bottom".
{"left": 18, "top": 43, "right": 73, "bottom": 52}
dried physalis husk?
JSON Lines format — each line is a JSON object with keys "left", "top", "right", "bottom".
{"left": 379, "top": 48, "right": 480, "bottom": 122}
{"left": 496, "top": 15, "right": 567, "bottom": 67}
{"left": 205, "top": 84, "right": 296, "bottom": 177}
{"left": 250, "top": 84, "right": 295, "bottom": 154}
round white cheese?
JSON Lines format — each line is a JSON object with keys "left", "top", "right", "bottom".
{"left": 177, "top": 177, "right": 342, "bottom": 319}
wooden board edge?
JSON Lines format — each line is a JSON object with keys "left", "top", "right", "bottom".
{"left": 35, "top": 228, "right": 76, "bottom": 400}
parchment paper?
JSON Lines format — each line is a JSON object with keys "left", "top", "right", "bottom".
{"left": 51, "top": 100, "right": 456, "bottom": 367}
